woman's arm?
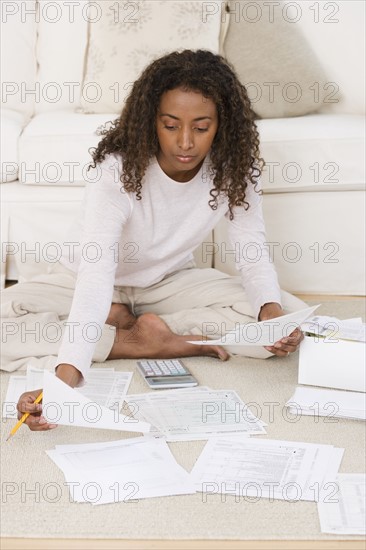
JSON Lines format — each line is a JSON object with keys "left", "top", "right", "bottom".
{"left": 55, "top": 363, "right": 82, "bottom": 387}
{"left": 54, "top": 156, "right": 132, "bottom": 382}
{"left": 227, "top": 181, "right": 303, "bottom": 356}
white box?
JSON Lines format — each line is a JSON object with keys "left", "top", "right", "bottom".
{"left": 298, "top": 336, "right": 366, "bottom": 393}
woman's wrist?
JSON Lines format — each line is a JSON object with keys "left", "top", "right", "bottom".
{"left": 55, "top": 363, "right": 82, "bottom": 388}
{"left": 258, "top": 302, "right": 284, "bottom": 321}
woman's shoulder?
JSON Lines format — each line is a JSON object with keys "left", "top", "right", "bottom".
{"left": 96, "top": 152, "right": 123, "bottom": 173}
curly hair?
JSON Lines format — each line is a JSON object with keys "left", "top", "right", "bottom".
{"left": 89, "top": 49, "right": 264, "bottom": 219}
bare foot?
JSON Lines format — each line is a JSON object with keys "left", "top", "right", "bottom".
{"left": 107, "top": 312, "right": 229, "bottom": 361}
{"left": 106, "top": 303, "right": 137, "bottom": 330}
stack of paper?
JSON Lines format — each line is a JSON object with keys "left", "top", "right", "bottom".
{"left": 317, "top": 474, "right": 366, "bottom": 535}
{"left": 2, "top": 366, "right": 132, "bottom": 419}
{"left": 124, "top": 387, "right": 266, "bottom": 441}
{"left": 302, "top": 315, "right": 366, "bottom": 342}
{"left": 47, "top": 437, "right": 196, "bottom": 504}
{"left": 286, "top": 387, "right": 366, "bottom": 421}
{"left": 191, "top": 436, "right": 344, "bottom": 502}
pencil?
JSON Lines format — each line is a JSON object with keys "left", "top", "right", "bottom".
{"left": 6, "top": 392, "right": 43, "bottom": 441}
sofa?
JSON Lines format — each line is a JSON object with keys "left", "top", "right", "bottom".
{"left": 1, "top": 0, "right": 365, "bottom": 296}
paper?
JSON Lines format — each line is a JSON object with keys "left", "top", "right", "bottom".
{"left": 124, "top": 387, "right": 266, "bottom": 441}
{"left": 302, "top": 315, "right": 366, "bottom": 342}
{"left": 187, "top": 305, "right": 320, "bottom": 356}
{"left": 79, "top": 370, "right": 132, "bottom": 410}
{"left": 191, "top": 436, "right": 344, "bottom": 502}
{"left": 2, "top": 366, "right": 133, "bottom": 419}
{"left": 42, "top": 371, "right": 150, "bottom": 433}
{"left": 317, "top": 474, "right": 366, "bottom": 535}
{"left": 286, "top": 386, "right": 366, "bottom": 421}
{"left": 298, "top": 336, "right": 366, "bottom": 393}
{"left": 2, "top": 376, "right": 27, "bottom": 419}
{"left": 46, "top": 437, "right": 196, "bottom": 504}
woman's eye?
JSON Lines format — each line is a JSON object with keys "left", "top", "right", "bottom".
{"left": 164, "top": 125, "right": 177, "bottom": 131}
{"left": 195, "top": 128, "right": 209, "bottom": 133}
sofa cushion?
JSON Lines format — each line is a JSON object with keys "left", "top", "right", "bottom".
{"left": 0, "top": 110, "right": 25, "bottom": 183}
{"left": 213, "top": 190, "right": 366, "bottom": 295}
{"left": 0, "top": 0, "right": 37, "bottom": 121}
{"left": 18, "top": 112, "right": 117, "bottom": 184}
{"left": 79, "top": 0, "right": 222, "bottom": 114}
{"left": 35, "top": 0, "right": 89, "bottom": 114}
{"left": 1, "top": 183, "right": 85, "bottom": 284}
{"left": 1, "top": 183, "right": 214, "bottom": 284}
{"left": 223, "top": 0, "right": 330, "bottom": 118}
{"left": 257, "top": 114, "right": 365, "bottom": 192}
{"left": 18, "top": 112, "right": 365, "bottom": 191}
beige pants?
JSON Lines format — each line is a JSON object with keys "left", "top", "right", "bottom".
{"left": 0, "top": 261, "right": 307, "bottom": 372}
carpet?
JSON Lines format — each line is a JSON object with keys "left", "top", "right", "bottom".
{"left": 1, "top": 301, "right": 365, "bottom": 540}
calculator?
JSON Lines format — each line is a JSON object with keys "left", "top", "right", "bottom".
{"left": 136, "top": 359, "right": 198, "bottom": 389}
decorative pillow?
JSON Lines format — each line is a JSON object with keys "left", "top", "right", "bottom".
{"left": 79, "top": 1, "right": 222, "bottom": 114}
{"left": 223, "top": 0, "right": 334, "bottom": 118}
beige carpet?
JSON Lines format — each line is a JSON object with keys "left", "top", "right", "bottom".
{"left": 1, "top": 301, "right": 365, "bottom": 540}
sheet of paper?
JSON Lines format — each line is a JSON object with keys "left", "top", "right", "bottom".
{"left": 317, "top": 474, "right": 366, "bottom": 535}
{"left": 26, "top": 366, "right": 45, "bottom": 391}
{"left": 187, "top": 305, "right": 320, "bottom": 349}
{"left": 3, "top": 366, "right": 133, "bottom": 419}
{"left": 46, "top": 437, "right": 196, "bottom": 504}
{"left": 42, "top": 371, "right": 150, "bottom": 433}
{"left": 191, "top": 436, "right": 343, "bottom": 502}
{"left": 125, "top": 388, "right": 266, "bottom": 441}
{"left": 287, "top": 386, "right": 366, "bottom": 420}
{"left": 2, "top": 376, "right": 26, "bottom": 418}
{"left": 302, "top": 315, "right": 366, "bottom": 342}
{"left": 79, "top": 370, "right": 132, "bottom": 410}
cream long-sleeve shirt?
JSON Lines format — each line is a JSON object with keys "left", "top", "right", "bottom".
{"left": 56, "top": 153, "right": 282, "bottom": 378}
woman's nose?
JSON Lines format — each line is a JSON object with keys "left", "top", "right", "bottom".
{"left": 178, "top": 129, "right": 193, "bottom": 150}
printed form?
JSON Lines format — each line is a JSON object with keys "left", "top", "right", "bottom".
{"left": 2, "top": 366, "right": 132, "bottom": 419}
{"left": 124, "top": 387, "right": 266, "bottom": 441}
{"left": 191, "top": 436, "right": 344, "bottom": 502}
{"left": 46, "top": 437, "right": 196, "bottom": 504}
{"left": 317, "top": 474, "right": 366, "bottom": 535}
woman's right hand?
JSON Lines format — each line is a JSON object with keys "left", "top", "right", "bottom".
{"left": 16, "top": 389, "right": 58, "bottom": 431}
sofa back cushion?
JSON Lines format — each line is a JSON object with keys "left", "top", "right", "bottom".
{"left": 0, "top": 0, "right": 38, "bottom": 122}
{"left": 79, "top": 0, "right": 222, "bottom": 114}
{"left": 35, "top": 0, "right": 89, "bottom": 114}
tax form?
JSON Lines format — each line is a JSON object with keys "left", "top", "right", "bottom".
{"left": 317, "top": 474, "right": 366, "bottom": 535}
{"left": 46, "top": 437, "right": 196, "bottom": 504}
{"left": 124, "top": 387, "right": 266, "bottom": 441}
{"left": 191, "top": 436, "right": 344, "bottom": 502}
{"left": 42, "top": 371, "right": 150, "bottom": 433}
{"left": 2, "top": 366, "right": 132, "bottom": 418}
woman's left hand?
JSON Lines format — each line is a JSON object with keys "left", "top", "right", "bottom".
{"left": 258, "top": 302, "right": 304, "bottom": 357}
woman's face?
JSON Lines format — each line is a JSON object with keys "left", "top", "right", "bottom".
{"left": 156, "top": 88, "right": 218, "bottom": 182}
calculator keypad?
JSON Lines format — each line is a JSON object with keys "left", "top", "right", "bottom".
{"left": 138, "top": 359, "right": 188, "bottom": 377}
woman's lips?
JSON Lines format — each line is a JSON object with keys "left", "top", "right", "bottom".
{"left": 176, "top": 155, "right": 195, "bottom": 163}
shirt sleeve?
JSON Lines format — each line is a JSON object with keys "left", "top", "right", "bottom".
{"left": 55, "top": 156, "right": 132, "bottom": 382}
{"left": 226, "top": 177, "right": 282, "bottom": 320}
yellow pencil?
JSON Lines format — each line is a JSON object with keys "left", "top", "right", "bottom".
{"left": 6, "top": 392, "right": 43, "bottom": 441}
